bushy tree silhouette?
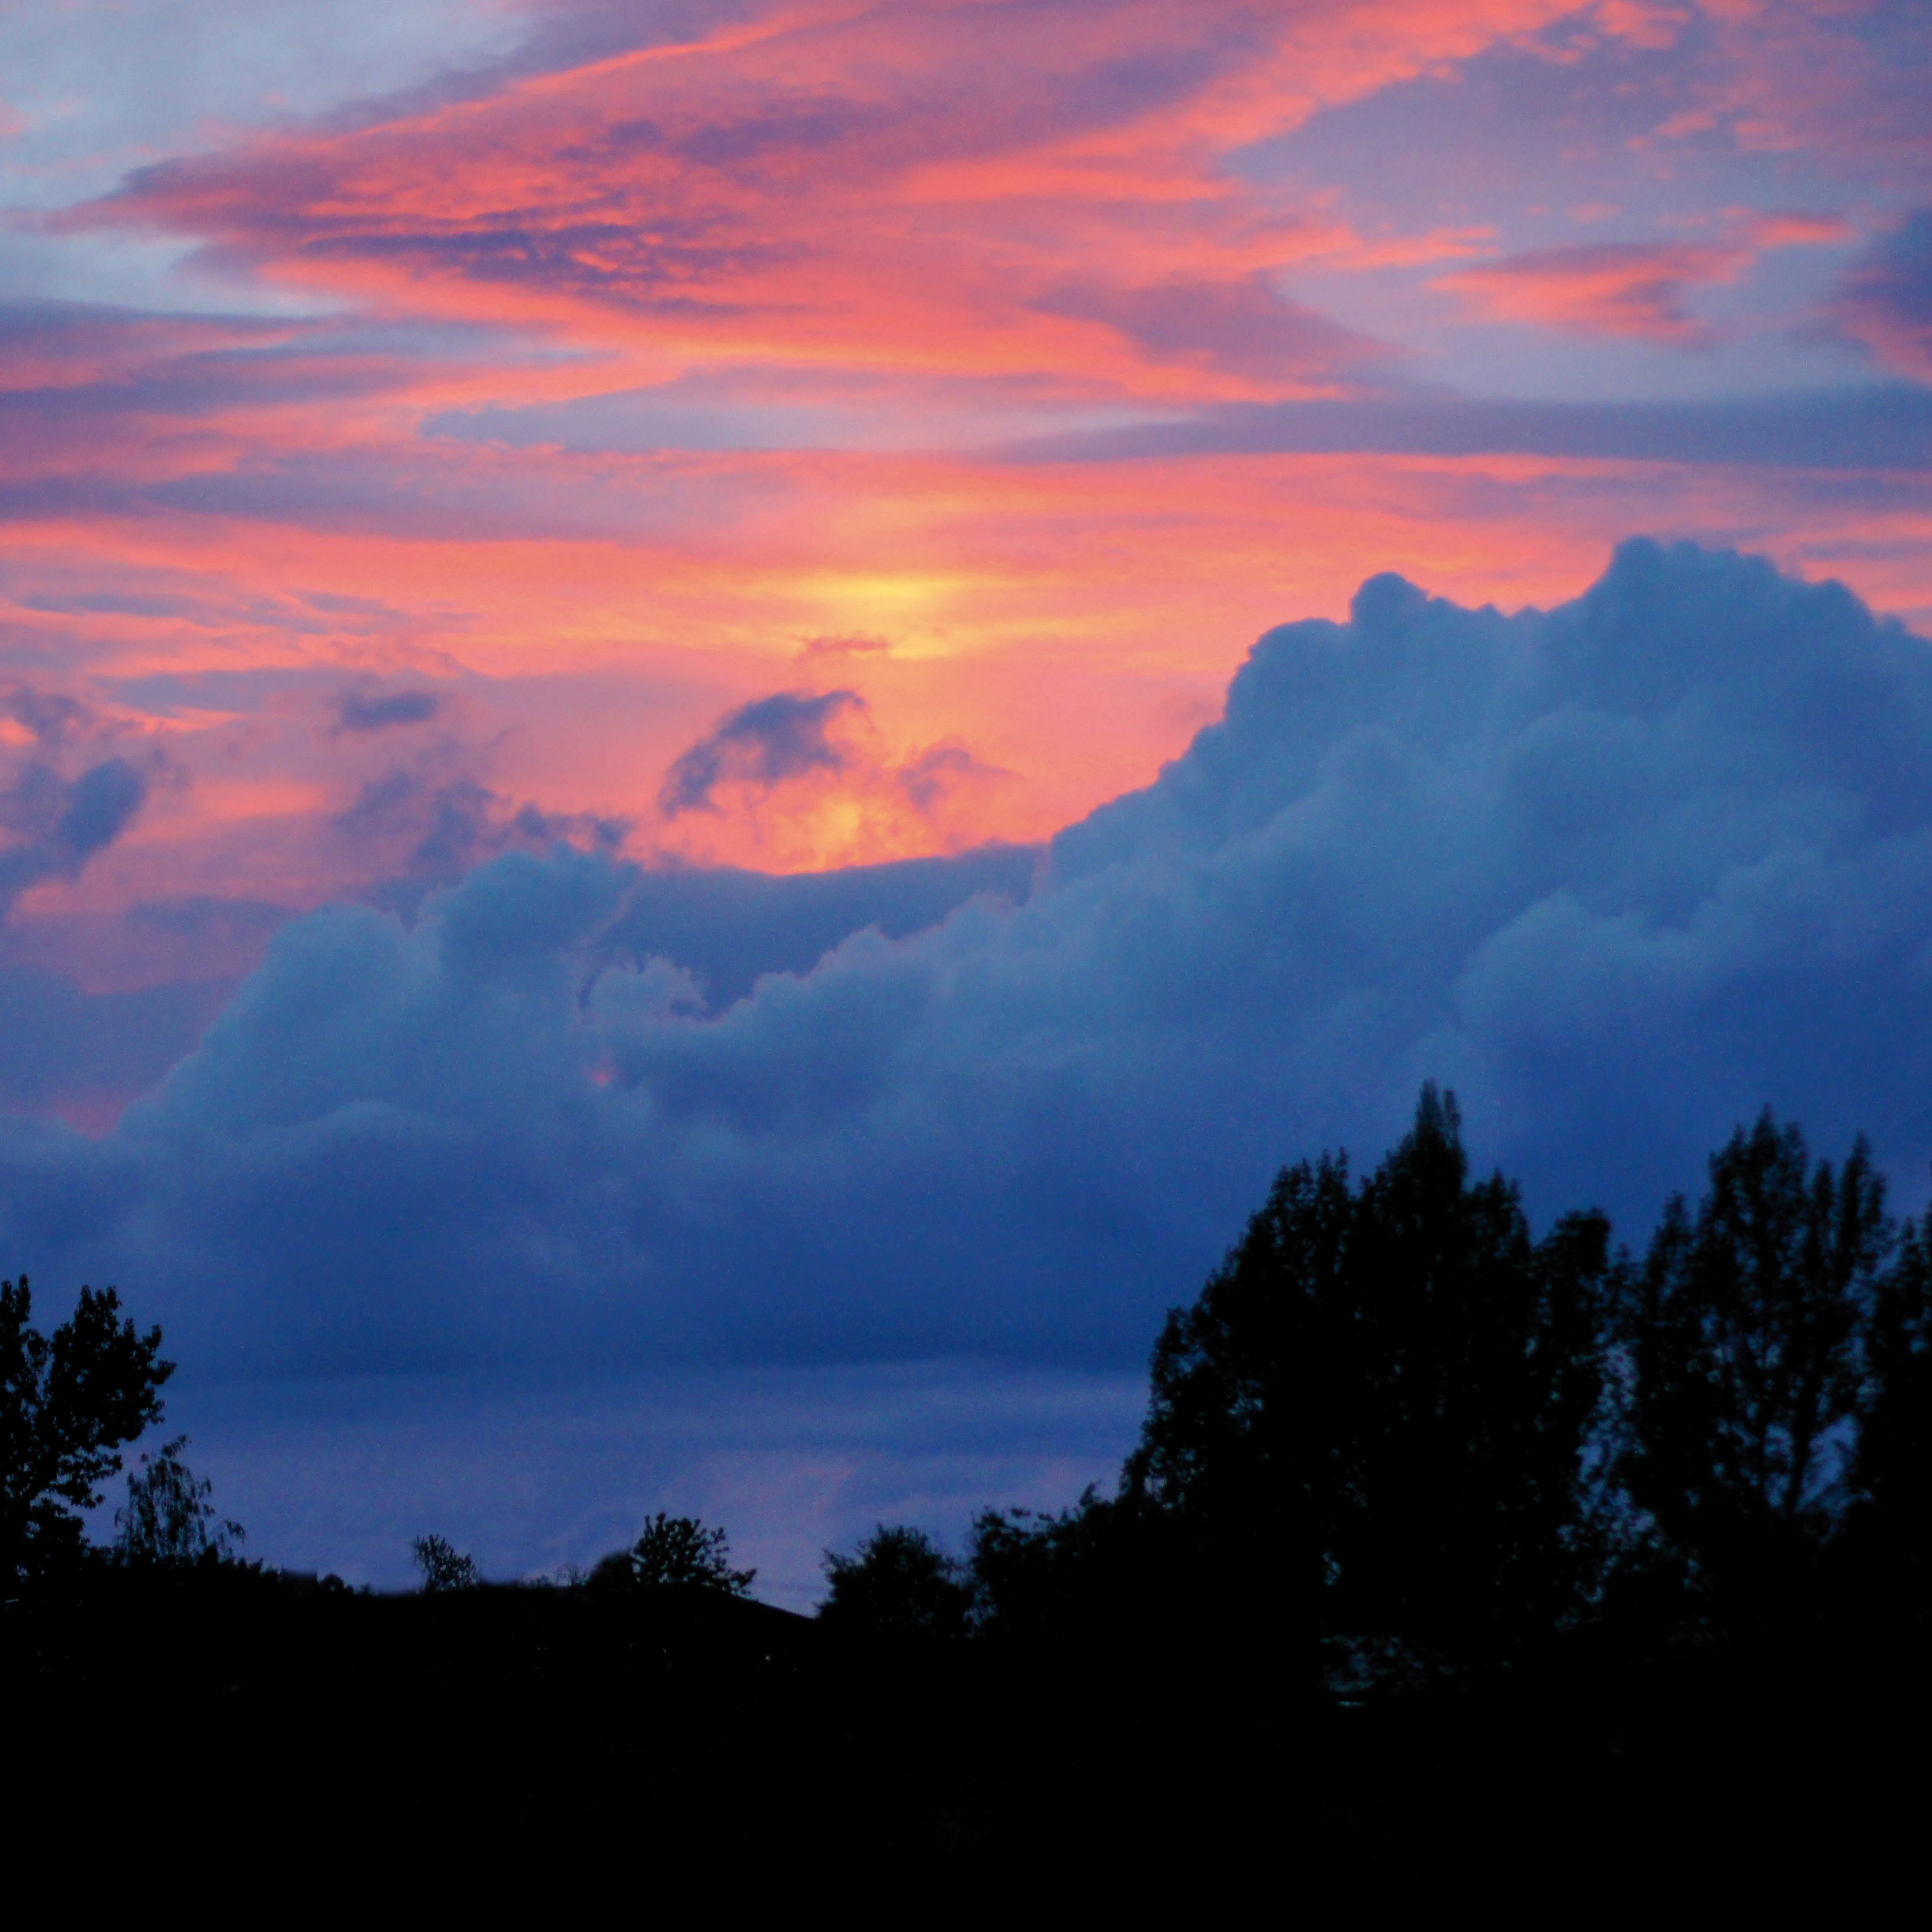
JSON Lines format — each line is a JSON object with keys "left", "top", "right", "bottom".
{"left": 112, "top": 1435, "right": 244, "bottom": 1566}
{"left": 1, "top": 1277, "right": 172, "bottom": 1585}
{"left": 820, "top": 1525, "right": 971, "bottom": 1637}
{"left": 1123, "top": 1085, "right": 1612, "bottom": 1677}
{"left": 411, "top": 1533, "right": 480, "bottom": 1592}
{"left": 965, "top": 1493, "right": 1125, "bottom": 1639}
{"left": 590, "top": 1514, "right": 755, "bottom": 1595}
{"left": 1612, "top": 1111, "right": 1887, "bottom": 1624}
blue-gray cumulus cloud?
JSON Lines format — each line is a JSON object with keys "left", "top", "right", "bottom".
{"left": 6, "top": 540, "right": 1932, "bottom": 1384}
{"left": 0, "top": 965, "right": 228, "bottom": 1110}
{"left": 331, "top": 768, "right": 631, "bottom": 914}
{"left": 608, "top": 845, "right": 1036, "bottom": 1010}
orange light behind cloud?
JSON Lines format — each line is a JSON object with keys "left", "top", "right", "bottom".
{"left": 7, "top": 436, "right": 1928, "bottom": 900}
{"left": 4, "top": 0, "right": 1928, "bottom": 934}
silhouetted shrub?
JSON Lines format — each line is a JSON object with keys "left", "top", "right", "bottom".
{"left": 411, "top": 1533, "right": 480, "bottom": 1593}
{"left": 820, "top": 1525, "right": 971, "bottom": 1637}
{"left": 587, "top": 1514, "right": 755, "bottom": 1596}
{"left": 112, "top": 1436, "right": 244, "bottom": 1567}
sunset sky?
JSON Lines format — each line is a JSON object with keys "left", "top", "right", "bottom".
{"left": 4, "top": 0, "right": 1931, "bottom": 1596}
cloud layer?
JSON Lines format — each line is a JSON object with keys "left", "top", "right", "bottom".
{"left": 8, "top": 540, "right": 1932, "bottom": 1387}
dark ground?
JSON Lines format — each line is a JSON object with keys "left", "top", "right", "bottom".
{"left": 10, "top": 1571, "right": 1920, "bottom": 1889}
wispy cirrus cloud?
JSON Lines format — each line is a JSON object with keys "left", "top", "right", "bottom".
{"left": 65, "top": 1, "right": 1612, "bottom": 404}
{"left": 1434, "top": 213, "right": 1850, "bottom": 345}
{"left": 1666, "top": 0, "right": 1932, "bottom": 183}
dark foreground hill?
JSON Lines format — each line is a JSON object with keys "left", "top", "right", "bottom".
{"left": 11, "top": 1560, "right": 1923, "bottom": 1887}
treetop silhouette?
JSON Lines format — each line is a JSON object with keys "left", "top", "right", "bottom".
{"left": 2, "top": 1277, "right": 172, "bottom": 1585}
{"left": 113, "top": 1436, "right": 244, "bottom": 1568}
{"left": 411, "top": 1532, "right": 481, "bottom": 1593}
{"left": 1612, "top": 1112, "right": 1892, "bottom": 1621}
{"left": 820, "top": 1525, "right": 972, "bottom": 1638}
{"left": 590, "top": 1514, "right": 755, "bottom": 1596}
{"left": 1122, "top": 1084, "right": 1612, "bottom": 1672}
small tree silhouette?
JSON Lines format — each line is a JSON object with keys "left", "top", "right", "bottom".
{"left": 820, "top": 1525, "right": 971, "bottom": 1636}
{"left": 411, "top": 1533, "right": 480, "bottom": 1593}
{"left": 591, "top": 1514, "right": 754, "bottom": 1595}
{"left": 112, "top": 1436, "right": 244, "bottom": 1566}
{"left": 2, "top": 1277, "right": 173, "bottom": 1582}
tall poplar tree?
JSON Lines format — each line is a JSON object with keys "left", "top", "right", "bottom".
{"left": 1612, "top": 1112, "right": 1888, "bottom": 1623}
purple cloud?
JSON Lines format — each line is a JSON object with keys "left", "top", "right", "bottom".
{"left": 337, "top": 689, "right": 442, "bottom": 732}
{"left": 1827, "top": 208, "right": 1932, "bottom": 381}
{"left": 1032, "top": 273, "right": 1391, "bottom": 386}
{"left": 0, "top": 756, "right": 147, "bottom": 918}
{"left": 658, "top": 688, "right": 862, "bottom": 818}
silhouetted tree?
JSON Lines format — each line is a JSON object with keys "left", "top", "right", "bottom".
{"left": 112, "top": 1435, "right": 244, "bottom": 1566}
{"left": 1, "top": 1277, "right": 173, "bottom": 1586}
{"left": 821, "top": 1525, "right": 972, "bottom": 1637}
{"left": 411, "top": 1533, "right": 480, "bottom": 1592}
{"left": 1123, "top": 1085, "right": 1613, "bottom": 1677}
{"left": 1611, "top": 1112, "right": 1886, "bottom": 1627}
{"left": 1834, "top": 1190, "right": 1929, "bottom": 1637}
{"left": 589, "top": 1514, "right": 755, "bottom": 1596}
{"left": 965, "top": 1501, "right": 1076, "bottom": 1639}
{"left": 963, "top": 1490, "right": 1150, "bottom": 1641}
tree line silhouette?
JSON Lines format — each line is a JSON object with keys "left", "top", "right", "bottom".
{"left": 5, "top": 1087, "right": 1925, "bottom": 1871}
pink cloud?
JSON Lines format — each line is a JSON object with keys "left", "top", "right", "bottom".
{"left": 67, "top": 1, "right": 1606, "bottom": 404}
{"left": 1825, "top": 208, "right": 1932, "bottom": 381}
{"left": 1435, "top": 213, "right": 1852, "bottom": 344}
{"left": 0, "top": 0, "right": 1923, "bottom": 930}
{"left": 1687, "top": 0, "right": 1932, "bottom": 183}
{"left": 1437, "top": 240, "right": 1747, "bottom": 343}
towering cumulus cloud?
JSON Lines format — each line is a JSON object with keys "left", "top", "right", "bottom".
{"left": 4, "top": 541, "right": 1930, "bottom": 1379}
